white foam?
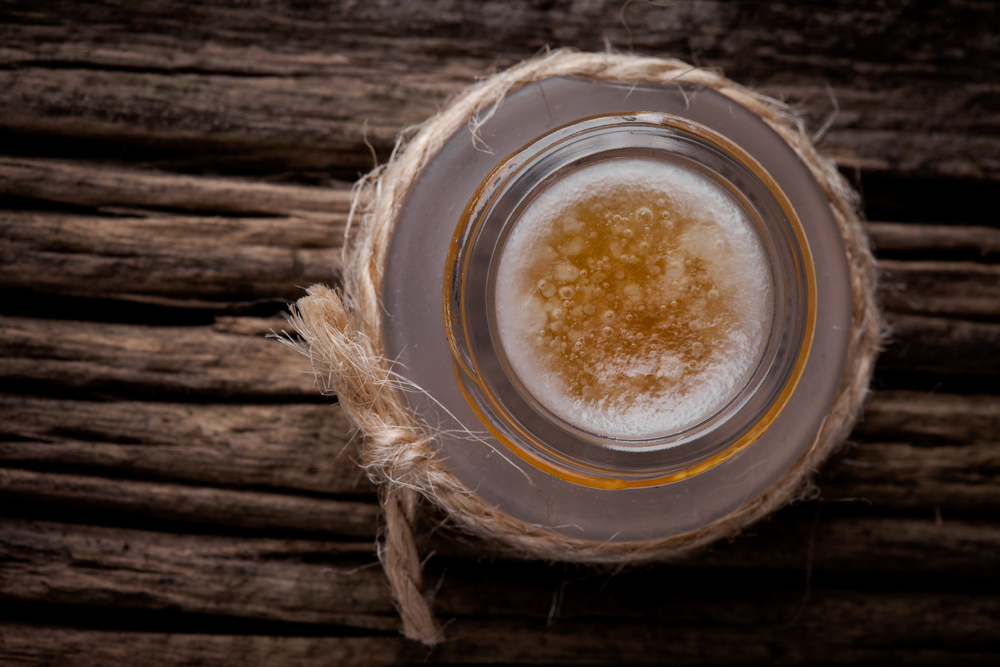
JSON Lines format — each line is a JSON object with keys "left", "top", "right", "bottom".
{"left": 495, "top": 158, "right": 772, "bottom": 441}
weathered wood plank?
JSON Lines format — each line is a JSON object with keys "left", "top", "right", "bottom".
{"left": 3, "top": 0, "right": 995, "bottom": 90}
{"left": 813, "top": 128, "right": 1000, "bottom": 182}
{"left": 0, "top": 315, "right": 316, "bottom": 398}
{"left": 855, "top": 391, "right": 1000, "bottom": 445}
{"left": 3, "top": 616, "right": 999, "bottom": 667}
{"left": 877, "top": 260, "right": 1000, "bottom": 319}
{"left": 0, "top": 520, "right": 392, "bottom": 629}
{"left": 1, "top": 65, "right": 993, "bottom": 182}
{"left": 0, "top": 628, "right": 406, "bottom": 667}
{"left": 2, "top": 517, "right": 999, "bottom": 634}
{"left": 432, "top": 605, "right": 1000, "bottom": 665}
{"left": 868, "top": 222, "right": 1000, "bottom": 260}
{"left": 879, "top": 313, "right": 1000, "bottom": 377}
{"left": 0, "top": 396, "right": 373, "bottom": 495}
{"left": 0, "top": 468, "right": 379, "bottom": 536}
{"left": 0, "top": 66, "right": 425, "bottom": 175}
{"left": 0, "top": 157, "right": 353, "bottom": 215}
{"left": 429, "top": 513, "right": 1000, "bottom": 583}
{"left": 3, "top": 0, "right": 995, "bottom": 79}
{"left": 0, "top": 158, "right": 349, "bottom": 307}
{"left": 0, "top": 210, "right": 343, "bottom": 306}
{"left": 821, "top": 441, "right": 1000, "bottom": 512}
{"left": 688, "top": 511, "right": 1000, "bottom": 577}
{"left": 819, "top": 393, "right": 1000, "bottom": 512}
{"left": 1, "top": 0, "right": 996, "bottom": 180}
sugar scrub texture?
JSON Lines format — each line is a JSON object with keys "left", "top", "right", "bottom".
{"left": 496, "top": 159, "right": 772, "bottom": 440}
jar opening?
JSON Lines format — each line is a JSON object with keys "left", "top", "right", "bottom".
{"left": 495, "top": 157, "right": 773, "bottom": 441}
{"left": 444, "top": 112, "right": 815, "bottom": 488}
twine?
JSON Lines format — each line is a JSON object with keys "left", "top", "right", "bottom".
{"left": 287, "top": 50, "right": 881, "bottom": 646}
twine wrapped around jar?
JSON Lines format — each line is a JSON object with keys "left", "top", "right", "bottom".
{"left": 286, "top": 49, "right": 881, "bottom": 646}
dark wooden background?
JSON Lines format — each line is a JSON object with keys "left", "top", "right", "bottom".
{"left": 2, "top": 1, "right": 999, "bottom": 664}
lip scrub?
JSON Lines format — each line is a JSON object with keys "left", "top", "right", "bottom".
{"left": 496, "top": 158, "right": 772, "bottom": 440}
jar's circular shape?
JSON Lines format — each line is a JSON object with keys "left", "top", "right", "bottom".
{"left": 383, "top": 77, "right": 852, "bottom": 543}
{"left": 443, "top": 112, "right": 816, "bottom": 489}
{"left": 494, "top": 156, "right": 775, "bottom": 441}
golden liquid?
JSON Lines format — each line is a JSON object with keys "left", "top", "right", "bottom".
{"left": 513, "top": 185, "right": 749, "bottom": 406}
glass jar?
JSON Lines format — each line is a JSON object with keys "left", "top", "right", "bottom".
{"left": 384, "top": 77, "right": 850, "bottom": 542}
{"left": 445, "top": 111, "right": 815, "bottom": 489}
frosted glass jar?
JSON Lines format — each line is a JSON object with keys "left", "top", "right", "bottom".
{"left": 384, "top": 78, "right": 850, "bottom": 542}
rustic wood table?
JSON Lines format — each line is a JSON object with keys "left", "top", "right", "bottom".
{"left": 2, "top": 2, "right": 998, "bottom": 664}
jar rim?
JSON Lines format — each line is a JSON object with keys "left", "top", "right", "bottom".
{"left": 444, "top": 111, "right": 817, "bottom": 489}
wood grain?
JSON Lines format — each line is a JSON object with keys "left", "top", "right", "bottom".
{"left": 868, "top": 222, "right": 1000, "bottom": 261}
{"left": 855, "top": 391, "right": 1000, "bottom": 445}
{"left": 0, "top": 396, "right": 373, "bottom": 494}
{"left": 0, "top": 628, "right": 406, "bottom": 667}
{"left": 878, "top": 261, "right": 1000, "bottom": 319}
{"left": 0, "top": 520, "right": 390, "bottom": 628}
{"left": 0, "top": 210, "right": 342, "bottom": 306}
{"left": 0, "top": 316, "right": 316, "bottom": 398}
{"left": 1, "top": 1, "right": 997, "bottom": 179}
{"left": 3, "top": 518, "right": 999, "bottom": 627}
{"left": 0, "top": 468, "right": 379, "bottom": 536}
{"left": 1, "top": 1, "right": 998, "bottom": 662}
{"left": 1, "top": 64, "right": 994, "bottom": 181}
{"left": 3, "top": 614, "right": 1000, "bottom": 667}
{"left": 0, "top": 157, "right": 354, "bottom": 215}
{"left": 879, "top": 313, "right": 1000, "bottom": 377}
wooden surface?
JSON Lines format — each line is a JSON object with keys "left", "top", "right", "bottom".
{"left": 2, "top": 1, "right": 999, "bottom": 664}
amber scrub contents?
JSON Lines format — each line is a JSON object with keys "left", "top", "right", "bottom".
{"left": 495, "top": 159, "right": 772, "bottom": 440}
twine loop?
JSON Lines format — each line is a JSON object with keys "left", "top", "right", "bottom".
{"left": 287, "top": 50, "right": 881, "bottom": 646}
